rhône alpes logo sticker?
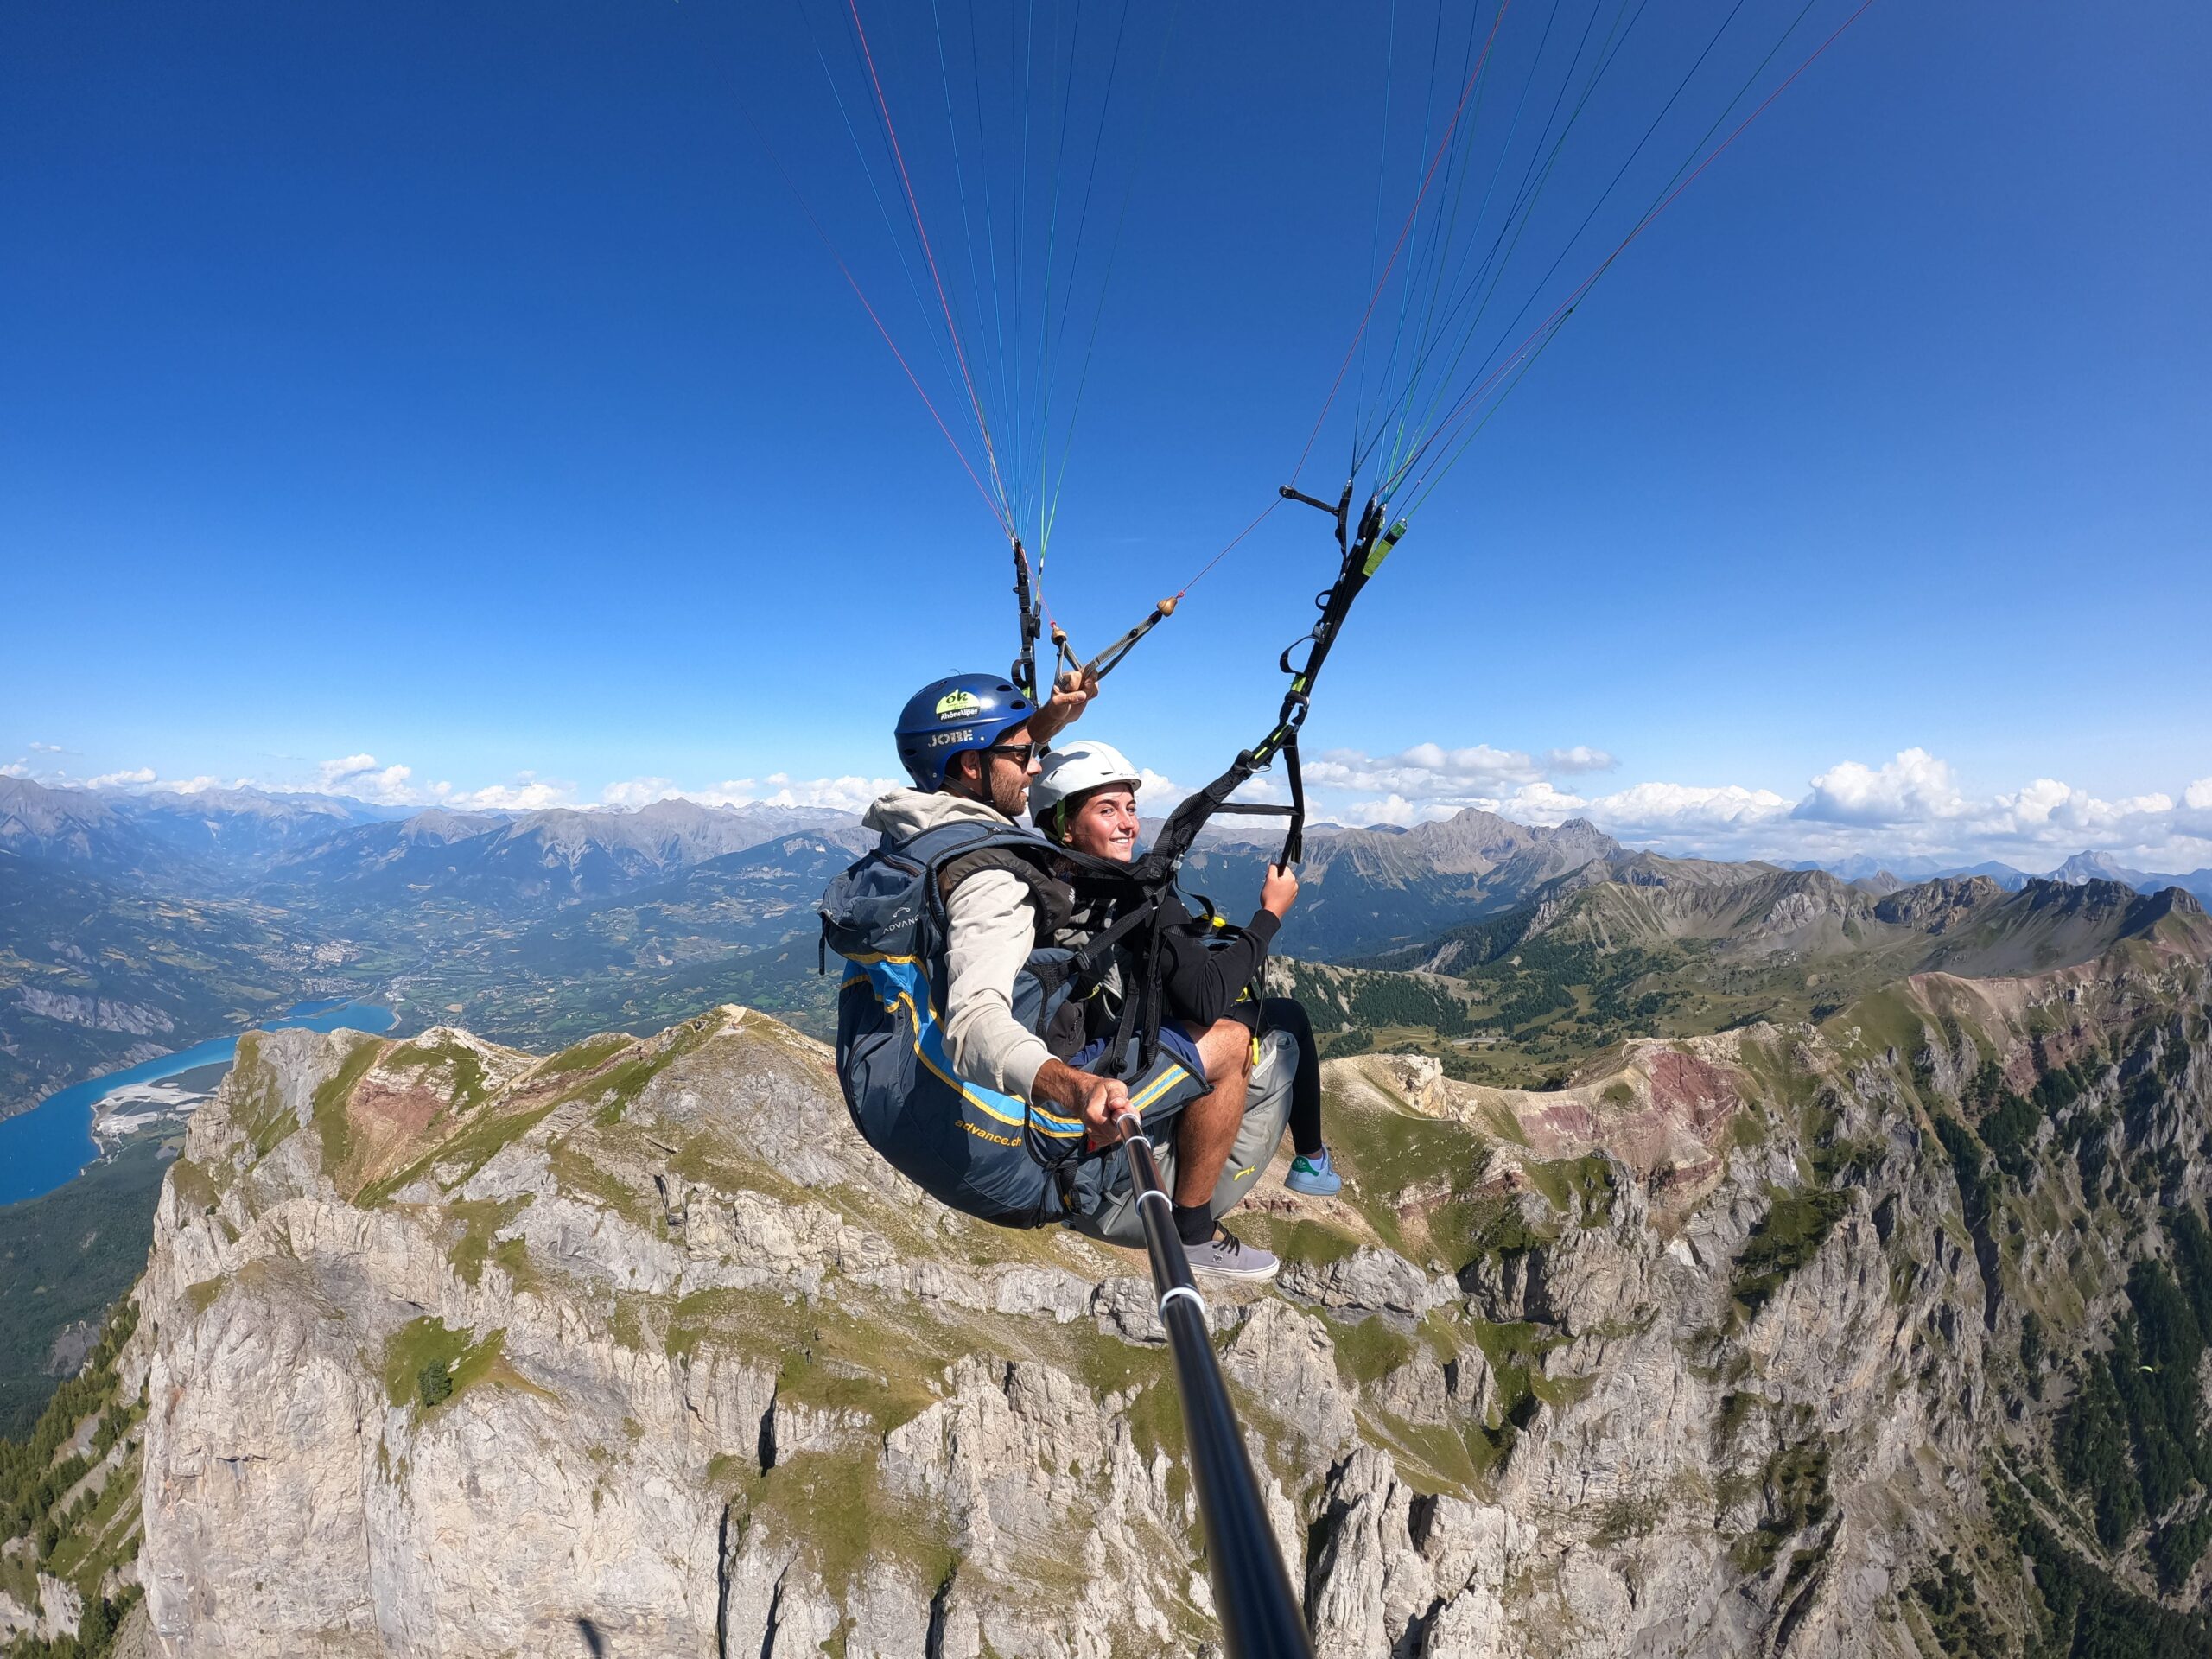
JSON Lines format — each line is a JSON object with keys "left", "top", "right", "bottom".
{"left": 935, "top": 689, "right": 982, "bottom": 721}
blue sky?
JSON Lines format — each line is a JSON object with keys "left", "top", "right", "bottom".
{"left": 3, "top": 1, "right": 2207, "bottom": 871}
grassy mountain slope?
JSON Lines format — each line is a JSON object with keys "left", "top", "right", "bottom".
{"left": 1329, "top": 873, "right": 2212, "bottom": 1089}
{"left": 0, "top": 851, "right": 346, "bottom": 1119}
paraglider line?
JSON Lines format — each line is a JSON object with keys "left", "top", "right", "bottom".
{"left": 1395, "top": 0, "right": 1880, "bottom": 500}
{"left": 1174, "top": 495, "right": 1285, "bottom": 599}
{"left": 1289, "top": 0, "right": 1516, "bottom": 489}
{"left": 1043, "top": 0, "right": 1175, "bottom": 562}
{"left": 845, "top": 0, "right": 1013, "bottom": 512}
{"left": 742, "top": 104, "right": 1014, "bottom": 539}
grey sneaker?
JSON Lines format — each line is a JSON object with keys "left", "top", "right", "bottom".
{"left": 1185, "top": 1228, "right": 1280, "bottom": 1283}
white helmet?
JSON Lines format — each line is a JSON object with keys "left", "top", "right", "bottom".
{"left": 1031, "top": 739, "right": 1143, "bottom": 827}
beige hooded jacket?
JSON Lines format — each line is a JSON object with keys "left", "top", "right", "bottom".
{"left": 858, "top": 787, "right": 1056, "bottom": 1098}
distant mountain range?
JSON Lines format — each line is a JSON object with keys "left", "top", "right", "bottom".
{"left": 0, "top": 843, "right": 327, "bottom": 1116}
{"left": 250, "top": 796, "right": 868, "bottom": 918}
{"left": 1789, "top": 848, "right": 2212, "bottom": 904}
{"left": 1324, "top": 860, "right": 2208, "bottom": 1089}
{"left": 5, "top": 773, "right": 2209, "bottom": 1112}
{"left": 1, "top": 778, "right": 856, "bottom": 898}
{"left": 10, "top": 775, "right": 2203, "bottom": 917}
{"left": 1369, "top": 862, "right": 2203, "bottom": 982}
{"left": 1173, "top": 810, "right": 1629, "bottom": 958}
{"left": 0, "top": 779, "right": 867, "bottom": 1112}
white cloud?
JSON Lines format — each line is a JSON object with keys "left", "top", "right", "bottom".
{"left": 690, "top": 773, "right": 904, "bottom": 813}
{"left": 1795, "top": 748, "right": 1967, "bottom": 826}
{"left": 73, "top": 753, "right": 893, "bottom": 817}
{"left": 1226, "top": 775, "right": 1289, "bottom": 806}
{"left": 314, "top": 753, "right": 418, "bottom": 804}
{"left": 2177, "top": 779, "right": 2212, "bottom": 842}
{"left": 601, "top": 777, "right": 682, "bottom": 808}
{"left": 1965, "top": 779, "right": 2180, "bottom": 855}
{"left": 1304, "top": 742, "right": 1548, "bottom": 801}
{"left": 1135, "top": 769, "right": 1183, "bottom": 811}
{"left": 1488, "top": 781, "right": 1592, "bottom": 823}
{"left": 316, "top": 753, "right": 378, "bottom": 785}
{"left": 2, "top": 760, "right": 27, "bottom": 779}
{"left": 63, "top": 770, "right": 245, "bottom": 798}
{"left": 1368, "top": 777, "right": 1793, "bottom": 839}
{"left": 1297, "top": 738, "right": 1624, "bottom": 810}
{"left": 1337, "top": 793, "right": 1427, "bottom": 827}
{"left": 1592, "top": 781, "right": 1794, "bottom": 830}
{"left": 1543, "top": 746, "right": 1618, "bottom": 775}
{"left": 442, "top": 772, "right": 575, "bottom": 812}
{"left": 29, "top": 741, "right": 67, "bottom": 753}
{"left": 1294, "top": 737, "right": 2212, "bottom": 873}
{"left": 2116, "top": 793, "right": 2179, "bottom": 816}
{"left": 1632, "top": 760, "right": 2202, "bottom": 870}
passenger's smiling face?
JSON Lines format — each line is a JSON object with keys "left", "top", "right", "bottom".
{"left": 1064, "top": 785, "right": 1140, "bottom": 862}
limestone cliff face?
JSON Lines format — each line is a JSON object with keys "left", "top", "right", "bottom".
{"left": 127, "top": 937, "right": 2212, "bottom": 1656}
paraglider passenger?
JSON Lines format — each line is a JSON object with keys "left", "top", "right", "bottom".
{"left": 1032, "top": 741, "right": 1339, "bottom": 1199}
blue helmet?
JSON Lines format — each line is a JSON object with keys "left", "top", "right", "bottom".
{"left": 895, "top": 673, "right": 1038, "bottom": 791}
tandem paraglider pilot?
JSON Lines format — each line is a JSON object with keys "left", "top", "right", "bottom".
{"left": 820, "top": 671, "right": 1300, "bottom": 1280}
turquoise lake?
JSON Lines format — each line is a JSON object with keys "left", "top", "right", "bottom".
{"left": 0, "top": 999, "right": 398, "bottom": 1207}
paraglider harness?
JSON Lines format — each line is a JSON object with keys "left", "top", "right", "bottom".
{"left": 821, "top": 497, "right": 1400, "bottom": 1222}
{"left": 821, "top": 817, "right": 1192, "bottom": 1225}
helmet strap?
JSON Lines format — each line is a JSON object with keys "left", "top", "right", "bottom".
{"left": 942, "top": 750, "right": 988, "bottom": 802}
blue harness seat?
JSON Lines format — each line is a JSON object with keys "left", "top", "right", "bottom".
{"left": 821, "top": 819, "right": 1212, "bottom": 1229}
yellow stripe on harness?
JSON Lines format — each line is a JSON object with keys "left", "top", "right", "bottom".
{"left": 845, "top": 960, "right": 1085, "bottom": 1138}
{"left": 1128, "top": 1062, "right": 1193, "bottom": 1114}
{"left": 840, "top": 952, "right": 1191, "bottom": 1136}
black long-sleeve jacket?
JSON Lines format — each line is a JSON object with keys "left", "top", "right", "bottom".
{"left": 1152, "top": 891, "right": 1281, "bottom": 1027}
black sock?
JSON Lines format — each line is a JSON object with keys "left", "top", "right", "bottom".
{"left": 1173, "top": 1202, "right": 1213, "bottom": 1247}
{"left": 1264, "top": 995, "right": 1326, "bottom": 1156}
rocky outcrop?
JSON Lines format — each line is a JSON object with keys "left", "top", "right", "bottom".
{"left": 127, "top": 939, "right": 2212, "bottom": 1656}
{"left": 12, "top": 987, "right": 176, "bottom": 1036}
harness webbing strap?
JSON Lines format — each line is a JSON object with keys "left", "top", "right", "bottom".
{"left": 1070, "top": 897, "right": 1160, "bottom": 975}
{"left": 1135, "top": 486, "right": 1404, "bottom": 875}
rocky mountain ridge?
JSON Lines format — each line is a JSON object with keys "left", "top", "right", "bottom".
{"left": 25, "top": 905, "right": 2202, "bottom": 1656}
{"left": 1382, "top": 870, "right": 2208, "bottom": 983}
{"left": 0, "top": 779, "right": 855, "bottom": 894}
{"left": 10, "top": 771, "right": 2209, "bottom": 1129}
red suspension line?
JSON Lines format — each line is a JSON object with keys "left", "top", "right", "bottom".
{"left": 744, "top": 103, "right": 1012, "bottom": 537}
{"left": 845, "top": 0, "right": 1012, "bottom": 514}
